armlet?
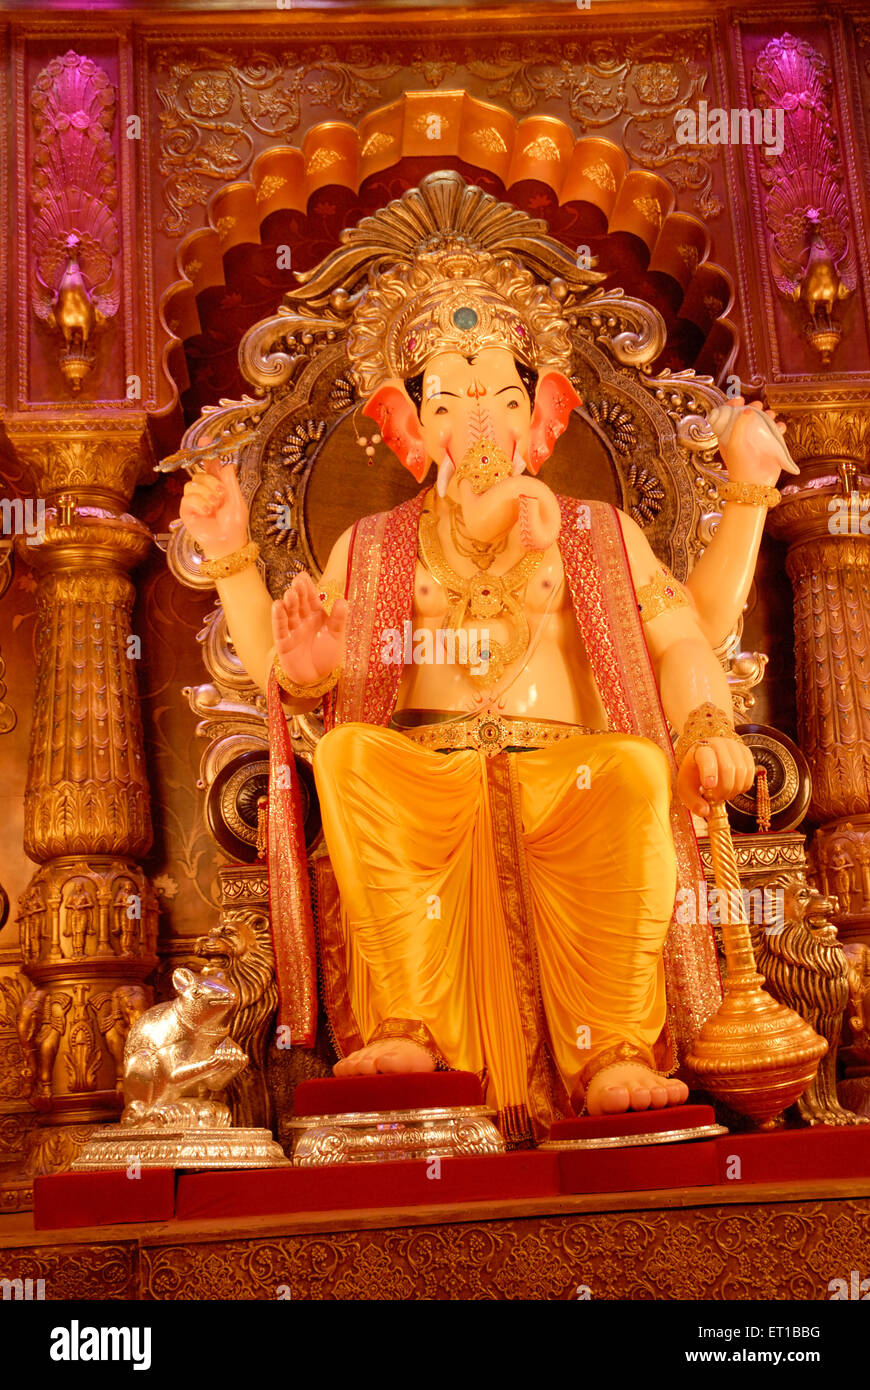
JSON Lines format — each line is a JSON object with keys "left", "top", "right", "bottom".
{"left": 635, "top": 565, "right": 690, "bottom": 624}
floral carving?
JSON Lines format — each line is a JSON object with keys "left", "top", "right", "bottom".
{"left": 412, "top": 35, "right": 720, "bottom": 219}
{"left": 156, "top": 47, "right": 400, "bottom": 234}
{"left": 128, "top": 1199, "right": 870, "bottom": 1300}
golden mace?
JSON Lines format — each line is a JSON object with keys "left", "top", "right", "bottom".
{"left": 685, "top": 800, "right": 826, "bottom": 1129}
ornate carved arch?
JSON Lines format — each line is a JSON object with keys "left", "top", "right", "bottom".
{"left": 157, "top": 92, "right": 739, "bottom": 417}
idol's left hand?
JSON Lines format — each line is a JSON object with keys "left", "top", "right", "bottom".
{"left": 711, "top": 397, "right": 798, "bottom": 486}
{"left": 676, "top": 736, "right": 757, "bottom": 819}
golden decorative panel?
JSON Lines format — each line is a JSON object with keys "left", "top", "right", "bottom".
{"left": 1, "top": 1196, "right": 868, "bottom": 1299}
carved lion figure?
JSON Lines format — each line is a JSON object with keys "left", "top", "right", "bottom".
{"left": 754, "top": 874, "right": 864, "bottom": 1126}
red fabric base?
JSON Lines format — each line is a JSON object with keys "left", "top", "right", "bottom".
{"left": 31, "top": 1123, "right": 870, "bottom": 1230}
{"left": 175, "top": 1151, "right": 559, "bottom": 1220}
{"left": 559, "top": 1140, "right": 719, "bottom": 1195}
{"left": 33, "top": 1169, "right": 176, "bottom": 1231}
{"left": 549, "top": 1105, "right": 716, "bottom": 1143}
{"left": 714, "top": 1125, "right": 870, "bottom": 1183}
{"left": 292, "top": 1071, "right": 484, "bottom": 1116}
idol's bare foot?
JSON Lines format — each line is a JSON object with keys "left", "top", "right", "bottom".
{"left": 333, "top": 1039, "right": 436, "bottom": 1077}
{"left": 585, "top": 1063, "right": 688, "bottom": 1116}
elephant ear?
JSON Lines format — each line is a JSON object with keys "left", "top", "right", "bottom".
{"left": 528, "top": 370, "right": 582, "bottom": 474}
{"left": 363, "top": 380, "right": 429, "bottom": 482}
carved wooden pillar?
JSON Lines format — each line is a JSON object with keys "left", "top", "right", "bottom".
{"left": 6, "top": 415, "right": 157, "bottom": 1129}
{"left": 767, "top": 409, "right": 870, "bottom": 946}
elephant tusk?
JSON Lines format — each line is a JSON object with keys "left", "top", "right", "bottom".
{"left": 436, "top": 452, "right": 455, "bottom": 498}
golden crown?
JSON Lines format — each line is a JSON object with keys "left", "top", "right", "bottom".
{"left": 346, "top": 245, "right": 574, "bottom": 395}
{"left": 282, "top": 172, "right": 605, "bottom": 396}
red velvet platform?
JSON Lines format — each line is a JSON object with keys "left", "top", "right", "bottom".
{"left": 33, "top": 1168, "right": 175, "bottom": 1231}
{"left": 713, "top": 1123, "right": 870, "bottom": 1183}
{"left": 550, "top": 1104, "right": 722, "bottom": 1194}
{"left": 175, "top": 1151, "right": 559, "bottom": 1221}
{"left": 291, "top": 1071, "right": 484, "bottom": 1115}
{"left": 548, "top": 1104, "right": 718, "bottom": 1143}
{"left": 30, "top": 1104, "right": 870, "bottom": 1231}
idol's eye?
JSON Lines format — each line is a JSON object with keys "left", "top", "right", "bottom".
{"left": 434, "top": 405, "right": 448, "bottom": 416}
{"left": 506, "top": 399, "right": 519, "bottom": 410}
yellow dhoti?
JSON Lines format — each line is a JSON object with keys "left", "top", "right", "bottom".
{"left": 313, "top": 723, "right": 678, "bottom": 1141}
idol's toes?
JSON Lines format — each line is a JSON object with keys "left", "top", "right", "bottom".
{"left": 335, "top": 1039, "right": 437, "bottom": 1076}
{"left": 588, "top": 1084, "right": 631, "bottom": 1116}
{"left": 585, "top": 1061, "right": 689, "bottom": 1116}
{"left": 333, "top": 1051, "right": 364, "bottom": 1077}
{"left": 373, "top": 1040, "right": 437, "bottom": 1074}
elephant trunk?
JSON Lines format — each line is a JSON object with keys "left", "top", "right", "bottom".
{"left": 458, "top": 475, "right": 562, "bottom": 551}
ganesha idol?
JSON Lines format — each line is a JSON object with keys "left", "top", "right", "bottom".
{"left": 180, "top": 234, "right": 798, "bottom": 1145}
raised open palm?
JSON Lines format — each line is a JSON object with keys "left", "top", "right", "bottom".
{"left": 272, "top": 573, "right": 348, "bottom": 687}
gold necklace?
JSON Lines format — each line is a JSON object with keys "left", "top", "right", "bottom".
{"left": 418, "top": 495, "right": 544, "bottom": 682}
{"left": 447, "top": 499, "right": 508, "bottom": 570}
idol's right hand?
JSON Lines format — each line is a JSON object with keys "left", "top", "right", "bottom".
{"left": 272, "top": 573, "right": 348, "bottom": 687}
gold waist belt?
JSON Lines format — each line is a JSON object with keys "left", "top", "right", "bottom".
{"left": 396, "top": 712, "right": 605, "bottom": 756}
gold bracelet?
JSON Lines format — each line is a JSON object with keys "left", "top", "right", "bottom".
{"left": 272, "top": 650, "right": 340, "bottom": 700}
{"left": 200, "top": 540, "right": 260, "bottom": 580}
{"left": 673, "top": 700, "right": 743, "bottom": 769}
{"left": 718, "top": 479, "right": 781, "bottom": 509}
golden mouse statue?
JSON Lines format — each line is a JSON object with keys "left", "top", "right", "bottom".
{"left": 179, "top": 191, "right": 797, "bottom": 1144}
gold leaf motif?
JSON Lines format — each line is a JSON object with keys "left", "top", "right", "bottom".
{"left": 523, "top": 135, "right": 561, "bottom": 162}
{"left": 633, "top": 196, "right": 662, "bottom": 228}
{"left": 305, "top": 148, "right": 342, "bottom": 173}
{"left": 256, "top": 175, "right": 287, "bottom": 204}
{"left": 412, "top": 113, "right": 450, "bottom": 137}
{"left": 472, "top": 128, "right": 508, "bottom": 154}
{"left": 361, "top": 131, "right": 395, "bottom": 157}
{"left": 677, "top": 243, "right": 700, "bottom": 274}
{"left": 582, "top": 160, "right": 617, "bottom": 191}
{"left": 214, "top": 215, "right": 236, "bottom": 239}
{"left": 184, "top": 259, "right": 203, "bottom": 279}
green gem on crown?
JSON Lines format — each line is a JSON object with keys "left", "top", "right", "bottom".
{"left": 452, "top": 306, "right": 479, "bottom": 330}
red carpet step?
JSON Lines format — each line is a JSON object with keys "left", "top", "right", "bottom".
{"left": 30, "top": 1099, "right": 870, "bottom": 1230}
{"left": 291, "top": 1071, "right": 485, "bottom": 1115}
{"left": 175, "top": 1150, "right": 559, "bottom": 1221}
{"left": 34, "top": 1167, "right": 175, "bottom": 1231}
